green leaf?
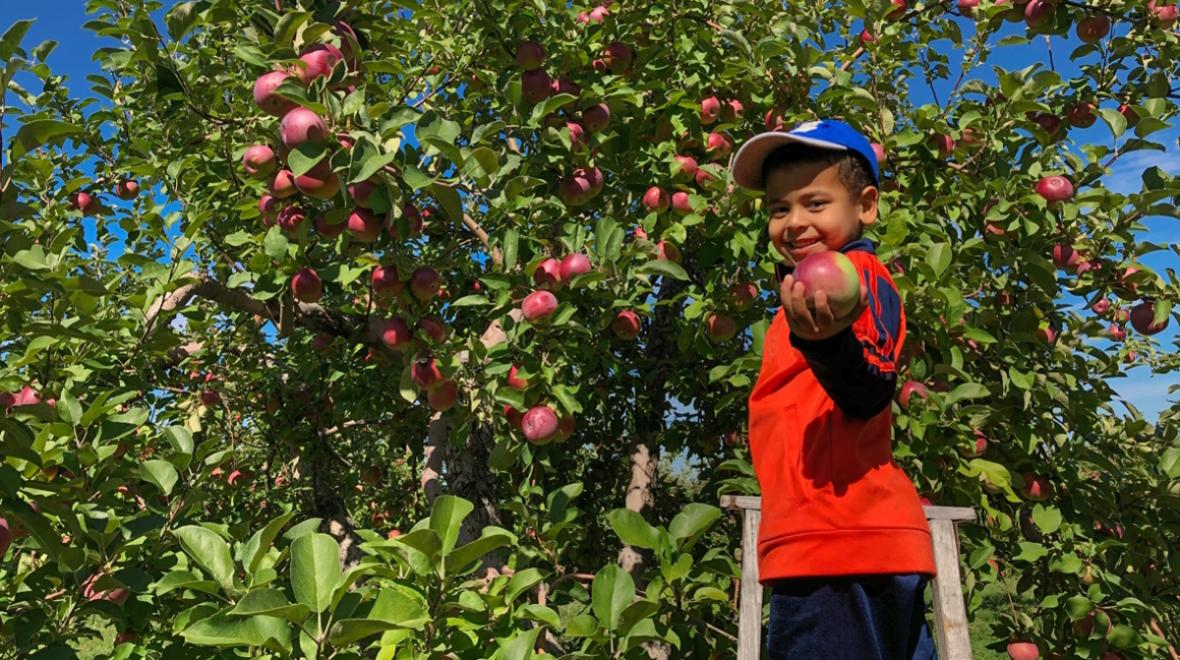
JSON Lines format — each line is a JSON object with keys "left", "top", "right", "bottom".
{"left": 164, "top": 426, "right": 194, "bottom": 456}
{"left": 229, "top": 589, "right": 311, "bottom": 623}
{"left": 635, "top": 259, "right": 690, "bottom": 281}
{"left": 463, "top": 147, "right": 500, "bottom": 179}
{"left": 451, "top": 294, "right": 490, "bottom": 307}
{"left": 607, "top": 509, "right": 662, "bottom": 550}
{"left": 567, "top": 613, "right": 599, "bottom": 636}
{"left": 502, "top": 228, "right": 519, "bottom": 272}
{"left": 368, "top": 586, "right": 428, "bottom": 628}
{"left": 1097, "top": 107, "right": 1127, "bottom": 139}
{"left": 240, "top": 511, "right": 296, "bottom": 574}
{"left": 286, "top": 143, "right": 326, "bottom": 178}
{"left": 1153, "top": 299, "right": 1171, "bottom": 327}
{"left": 505, "top": 568, "right": 544, "bottom": 604}
{"left": 273, "top": 11, "right": 312, "bottom": 48}
{"left": 446, "top": 529, "right": 513, "bottom": 575}
{"left": 11, "top": 120, "right": 83, "bottom": 162}
{"left": 141, "top": 460, "right": 178, "bottom": 496}
{"left": 429, "top": 495, "right": 473, "bottom": 555}
{"left": 263, "top": 226, "right": 288, "bottom": 260}
{"left": 1008, "top": 366, "right": 1034, "bottom": 390}
{"left": 1049, "top": 554, "right": 1082, "bottom": 574}
{"left": 174, "top": 526, "right": 237, "bottom": 593}
{"left": 668, "top": 503, "right": 721, "bottom": 551}
{"left": 592, "top": 565, "right": 635, "bottom": 631}
{"left": 1066, "top": 595, "right": 1092, "bottom": 619}
{"left": 181, "top": 613, "right": 292, "bottom": 654}
{"left": 1031, "top": 504, "right": 1062, "bottom": 534}
{"left": 1161, "top": 447, "right": 1180, "bottom": 479}
{"left": 290, "top": 533, "right": 341, "bottom": 613}
{"left": 499, "top": 628, "right": 541, "bottom": 660}
{"left": 430, "top": 182, "right": 464, "bottom": 224}
{"left": 944, "top": 383, "right": 990, "bottom": 406}
{"left": 1013, "top": 541, "right": 1049, "bottom": 563}
{"left": 153, "top": 570, "right": 220, "bottom": 596}
{"left": 164, "top": 2, "right": 201, "bottom": 40}
{"left": 390, "top": 528, "right": 442, "bottom": 564}
{"left": 926, "top": 242, "right": 952, "bottom": 277}
{"left": 0, "top": 19, "right": 33, "bottom": 61}
{"left": 519, "top": 603, "right": 562, "bottom": 629}
{"left": 617, "top": 599, "right": 659, "bottom": 636}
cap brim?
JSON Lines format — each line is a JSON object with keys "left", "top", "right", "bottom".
{"left": 730, "top": 132, "right": 850, "bottom": 191}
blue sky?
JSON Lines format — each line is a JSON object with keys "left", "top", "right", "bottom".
{"left": 3, "top": 2, "right": 1176, "bottom": 423}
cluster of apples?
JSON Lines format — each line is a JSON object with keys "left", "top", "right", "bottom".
{"left": 67, "top": 178, "right": 140, "bottom": 216}
{"left": 500, "top": 365, "right": 575, "bottom": 445}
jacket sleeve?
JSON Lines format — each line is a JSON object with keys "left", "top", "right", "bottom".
{"left": 788, "top": 270, "right": 903, "bottom": 419}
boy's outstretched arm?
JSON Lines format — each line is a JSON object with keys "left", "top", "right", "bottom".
{"left": 787, "top": 273, "right": 902, "bottom": 419}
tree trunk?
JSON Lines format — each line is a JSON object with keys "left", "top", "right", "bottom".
{"left": 310, "top": 435, "right": 364, "bottom": 570}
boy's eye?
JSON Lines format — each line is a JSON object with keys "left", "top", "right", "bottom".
{"left": 807, "top": 200, "right": 826, "bottom": 210}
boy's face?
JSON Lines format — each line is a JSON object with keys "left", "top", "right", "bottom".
{"left": 764, "top": 159, "right": 878, "bottom": 266}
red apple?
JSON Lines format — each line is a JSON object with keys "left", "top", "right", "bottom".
{"left": 533, "top": 258, "right": 564, "bottom": 291}
{"left": 347, "top": 207, "right": 383, "bottom": 242}
{"left": 1149, "top": 0, "right": 1178, "bottom": 24}
{"left": 1118, "top": 103, "right": 1140, "bottom": 127}
{"left": 560, "top": 253, "right": 592, "bottom": 281}
{"left": 656, "top": 240, "right": 681, "bottom": 263}
{"left": 583, "top": 103, "right": 610, "bottom": 132}
{"left": 0, "top": 518, "right": 10, "bottom": 558}
{"left": 898, "top": 381, "right": 929, "bottom": 410}
{"left": 674, "top": 155, "right": 699, "bottom": 180}
{"left": 642, "top": 186, "right": 670, "bottom": 213}
{"left": 312, "top": 333, "right": 334, "bottom": 353}
{"left": 612, "top": 309, "right": 642, "bottom": 339}
{"left": 1092, "top": 298, "right": 1111, "bottom": 314}
{"left": 243, "top": 145, "right": 277, "bottom": 178}
{"left": 253, "top": 70, "right": 297, "bottom": 116}
{"left": 1130, "top": 300, "right": 1168, "bottom": 335}
{"left": 1067, "top": 102, "right": 1096, "bottom": 128}
{"left": 507, "top": 365, "right": 529, "bottom": 390}
{"left": 958, "top": 0, "right": 980, "bottom": 15}
{"left": 565, "top": 121, "right": 586, "bottom": 150}
{"left": 700, "top": 96, "right": 722, "bottom": 125}
{"left": 270, "top": 169, "right": 297, "bottom": 198}
{"left": 871, "top": 142, "right": 887, "bottom": 166}
{"left": 553, "top": 413, "right": 575, "bottom": 442}
{"left": 588, "top": 4, "right": 609, "bottom": 22}
{"left": 1076, "top": 15, "right": 1110, "bottom": 42}
{"left": 277, "top": 205, "right": 307, "bottom": 233}
{"left": 705, "top": 132, "right": 733, "bottom": 160}
{"left": 721, "top": 99, "right": 744, "bottom": 122}
{"left": 515, "top": 41, "right": 545, "bottom": 70}
{"left": 1037, "top": 325, "right": 1057, "bottom": 344}
{"left": 929, "top": 133, "right": 955, "bottom": 158}
{"left": 1051, "top": 244, "right": 1080, "bottom": 271}
{"left": 81, "top": 572, "right": 129, "bottom": 606}
{"left": 503, "top": 404, "right": 525, "bottom": 430}
{"left": 371, "top": 264, "right": 403, "bottom": 297}
{"left": 1031, "top": 111, "right": 1063, "bottom": 138}
{"left": 380, "top": 317, "right": 414, "bottom": 350}
{"left": 521, "top": 69, "right": 551, "bottom": 104}
{"left": 521, "top": 405, "right": 560, "bottom": 444}
{"left": 1007, "top": 640, "right": 1040, "bottom": 660}
{"left": 70, "top": 191, "right": 97, "bottom": 215}
{"left": 428, "top": 380, "right": 458, "bottom": 411}
{"left": 549, "top": 78, "right": 580, "bottom": 109}
{"left": 314, "top": 212, "right": 346, "bottom": 237}
{"left": 1024, "top": 0, "right": 1054, "bottom": 26}
{"left": 886, "top": 0, "right": 907, "bottom": 20}
{"left": 417, "top": 315, "right": 446, "bottom": 342}
{"left": 792, "top": 251, "right": 861, "bottom": 318}
{"left": 412, "top": 357, "right": 445, "bottom": 390}
{"left": 521, "top": 290, "right": 559, "bottom": 323}
{"left": 729, "top": 281, "right": 758, "bottom": 311}
{"left": 1021, "top": 473, "right": 1051, "bottom": 501}
{"left": 297, "top": 43, "right": 343, "bottom": 85}
{"left": 115, "top": 179, "right": 139, "bottom": 200}
{"left": 603, "top": 41, "right": 632, "bottom": 74}
{"left": 1107, "top": 324, "right": 1126, "bottom": 341}
{"left": 291, "top": 268, "right": 323, "bottom": 303}
{"left": 671, "top": 191, "right": 693, "bottom": 215}
{"left": 860, "top": 29, "right": 877, "bottom": 44}
{"left": 294, "top": 160, "right": 341, "bottom": 200}
{"left": 281, "top": 108, "right": 328, "bottom": 149}
{"left": 348, "top": 178, "right": 379, "bottom": 208}
{"left": 705, "top": 312, "right": 737, "bottom": 343}
{"left": 1035, "top": 175, "right": 1073, "bottom": 202}
{"left": 765, "top": 108, "right": 786, "bottom": 132}
{"left": 409, "top": 267, "right": 441, "bottom": 302}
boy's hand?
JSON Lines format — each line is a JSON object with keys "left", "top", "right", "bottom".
{"left": 781, "top": 273, "right": 869, "bottom": 341}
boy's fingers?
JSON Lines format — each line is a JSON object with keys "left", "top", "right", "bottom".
{"left": 813, "top": 289, "right": 834, "bottom": 327}
{"left": 790, "top": 282, "right": 817, "bottom": 332}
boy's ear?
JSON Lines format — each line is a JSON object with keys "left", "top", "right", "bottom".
{"left": 858, "top": 185, "right": 880, "bottom": 227}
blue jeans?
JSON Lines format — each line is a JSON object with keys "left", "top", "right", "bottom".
{"left": 765, "top": 573, "right": 938, "bottom": 660}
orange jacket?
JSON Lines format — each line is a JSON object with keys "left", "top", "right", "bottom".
{"left": 748, "top": 239, "right": 936, "bottom": 583}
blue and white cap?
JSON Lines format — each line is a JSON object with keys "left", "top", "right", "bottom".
{"left": 730, "top": 118, "right": 880, "bottom": 191}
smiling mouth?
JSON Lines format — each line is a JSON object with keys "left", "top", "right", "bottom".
{"left": 788, "top": 238, "right": 821, "bottom": 250}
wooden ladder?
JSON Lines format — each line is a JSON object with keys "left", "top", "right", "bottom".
{"left": 720, "top": 495, "right": 976, "bottom": 660}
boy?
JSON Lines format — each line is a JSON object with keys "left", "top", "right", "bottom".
{"left": 729, "top": 119, "right": 938, "bottom": 660}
